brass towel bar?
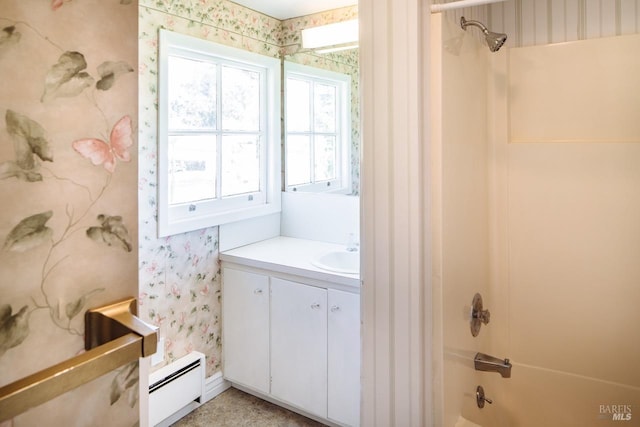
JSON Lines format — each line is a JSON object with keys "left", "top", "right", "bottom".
{"left": 0, "top": 297, "right": 157, "bottom": 422}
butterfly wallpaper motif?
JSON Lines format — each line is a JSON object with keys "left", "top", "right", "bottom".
{"left": 0, "top": 0, "right": 138, "bottom": 425}
{"left": 72, "top": 115, "right": 134, "bottom": 173}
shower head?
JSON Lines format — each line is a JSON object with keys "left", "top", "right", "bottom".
{"left": 460, "top": 16, "right": 508, "bottom": 52}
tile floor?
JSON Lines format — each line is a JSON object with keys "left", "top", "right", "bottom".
{"left": 172, "top": 387, "right": 327, "bottom": 427}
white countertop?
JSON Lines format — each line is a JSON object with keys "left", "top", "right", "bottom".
{"left": 220, "top": 236, "right": 361, "bottom": 289}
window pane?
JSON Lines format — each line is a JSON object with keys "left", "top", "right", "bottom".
{"left": 168, "top": 56, "right": 216, "bottom": 130}
{"left": 168, "top": 135, "right": 216, "bottom": 205}
{"left": 287, "top": 135, "right": 311, "bottom": 186}
{"left": 286, "top": 78, "right": 311, "bottom": 132}
{"left": 314, "top": 135, "right": 336, "bottom": 182}
{"left": 314, "top": 83, "right": 336, "bottom": 132}
{"left": 221, "top": 134, "right": 260, "bottom": 197}
{"left": 222, "top": 66, "right": 260, "bottom": 131}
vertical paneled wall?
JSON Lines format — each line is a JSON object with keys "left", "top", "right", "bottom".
{"left": 435, "top": 0, "right": 640, "bottom": 47}
{"left": 489, "top": 0, "right": 640, "bottom": 47}
{"left": 360, "top": 0, "right": 426, "bottom": 425}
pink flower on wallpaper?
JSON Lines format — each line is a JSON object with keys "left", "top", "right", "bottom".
{"left": 139, "top": 292, "right": 148, "bottom": 305}
{"left": 51, "top": 0, "right": 71, "bottom": 11}
{"left": 171, "top": 284, "right": 181, "bottom": 299}
{"left": 200, "top": 323, "right": 209, "bottom": 335}
{"left": 72, "top": 115, "right": 133, "bottom": 173}
{"left": 178, "top": 311, "right": 186, "bottom": 326}
{"left": 145, "top": 260, "right": 158, "bottom": 273}
{"left": 191, "top": 254, "right": 200, "bottom": 267}
{"left": 183, "top": 241, "right": 191, "bottom": 253}
{"left": 184, "top": 343, "right": 194, "bottom": 354}
{"left": 199, "top": 284, "right": 209, "bottom": 296}
{"left": 155, "top": 315, "right": 166, "bottom": 327}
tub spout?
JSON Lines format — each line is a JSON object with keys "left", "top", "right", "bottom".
{"left": 474, "top": 352, "right": 512, "bottom": 378}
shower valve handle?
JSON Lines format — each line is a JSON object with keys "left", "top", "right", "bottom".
{"left": 473, "top": 307, "right": 491, "bottom": 325}
{"left": 471, "top": 293, "right": 490, "bottom": 337}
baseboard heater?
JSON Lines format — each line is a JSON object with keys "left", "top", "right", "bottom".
{"left": 149, "top": 351, "right": 205, "bottom": 426}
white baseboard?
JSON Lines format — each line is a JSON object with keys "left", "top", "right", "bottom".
{"left": 203, "top": 372, "right": 232, "bottom": 403}
{"left": 154, "top": 372, "right": 231, "bottom": 427}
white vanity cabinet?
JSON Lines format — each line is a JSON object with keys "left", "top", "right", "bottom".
{"left": 271, "top": 277, "right": 328, "bottom": 417}
{"left": 222, "top": 261, "right": 360, "bottom": 427}
{"left": 221, "top": 268, "right": 270, "bottom": 394}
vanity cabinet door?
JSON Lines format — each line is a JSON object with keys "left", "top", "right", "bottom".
{"left": 328, "top": 289, "right": 361, "bottom": 426}
{"left": 222, "top": 267, "right": 270, "bottom": 394}
{"left": 270, "top": 277, "right": 328, "bottom": 418}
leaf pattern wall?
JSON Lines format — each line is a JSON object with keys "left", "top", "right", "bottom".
{"left": 0, "top": 0, "right": 138, "bottom": 425}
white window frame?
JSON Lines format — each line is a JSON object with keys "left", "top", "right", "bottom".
{"left": 284, "top": 61, "right": 351, "bottom": 194}
{"left": 158, "top": 30, "right": 281, "bottom": 237}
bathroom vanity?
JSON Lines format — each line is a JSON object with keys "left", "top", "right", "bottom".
{"left": 221, "top": 236, "right": 361, "bottom": 427}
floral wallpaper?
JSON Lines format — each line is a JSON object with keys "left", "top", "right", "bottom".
{"left": 138, "top": 0, "right": 359, "bottom": 379}
{"left": 0, "top": 0, "right": 138, "bottom": 426}
{"left": 138, "top": 0, "right": 280, "bottom": 378}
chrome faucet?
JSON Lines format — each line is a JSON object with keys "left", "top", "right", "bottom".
{"left": 474, "top": 352, "right": 512, "bottom": 378}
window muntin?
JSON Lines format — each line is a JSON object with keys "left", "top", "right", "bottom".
{"left": 284, "top": 62, "right": 351, "bottom": 193}
{"left": 158, "top": 30, "right": 280, "bottom": 236}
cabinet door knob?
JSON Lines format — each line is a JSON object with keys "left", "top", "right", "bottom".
{"left": 311, "top": 303, "right": 321, "bottom": 309}
{"left": 330, "top": 305, "right": 340, "bottom": 312}
{"left": 254, "top": 289, "right": 263, "bottom": 294}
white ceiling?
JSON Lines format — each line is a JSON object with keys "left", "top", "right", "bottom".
{"left": 231, "top": 0, "right": 357, "bottom": 20}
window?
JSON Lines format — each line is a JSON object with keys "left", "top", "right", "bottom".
{"left": 284, "top": 62, "right": 351, "bottom": 193}
{"left": 158, "top": 30, "right": 280, "bottom": 237}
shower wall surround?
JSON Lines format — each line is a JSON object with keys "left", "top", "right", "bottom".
{"left": 138, "top": 0, "right": 358, "bottom": 378}
{"left": 434, "top": 4, "right": 640, "bottom": 426}
{"left": 488, "top": 33, "right": 640, "bottom": 426}
{"left": 0, "top": 0, "right": 138, "bottom": 425}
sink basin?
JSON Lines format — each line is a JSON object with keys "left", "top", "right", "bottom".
{"left": 312, "top": 250, "right": 359, "bottom": 274}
